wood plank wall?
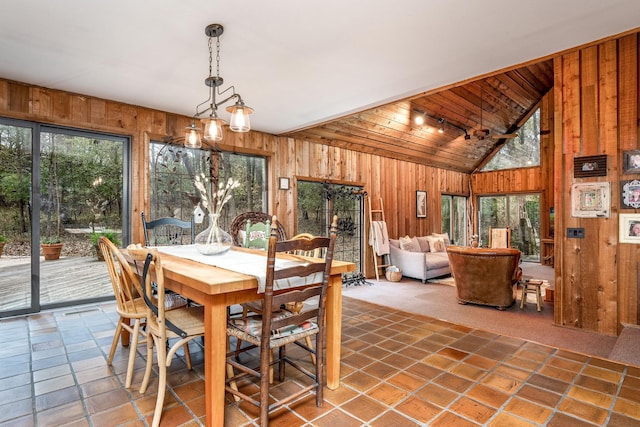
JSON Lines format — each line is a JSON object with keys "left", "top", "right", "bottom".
{"left": 0, "top": 78, "right": 468, "bottom": 280}
{"left": 553, "top": 33, "right": 640, "bottom": 335}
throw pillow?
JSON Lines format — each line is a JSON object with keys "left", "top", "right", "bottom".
{"left": 432, "top": 232, "right": 451, "bottom": 245}
{"left": 416, "top": 236, "right": 430, "bottom": 252}
{"left": 426, "top": 236, "right": 446, "bottom": 253}
{"left": 410, "top": 236, "right": 421, "bottom": 252}
{"left": 399, "top": 235, "right": 418, "bottom": 252}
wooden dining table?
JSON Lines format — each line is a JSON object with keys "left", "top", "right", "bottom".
{"left": 127, "top": 246, "right": 355, "bottom": 427}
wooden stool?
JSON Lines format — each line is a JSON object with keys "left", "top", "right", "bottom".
{"left": 520, "top": 279, "right": 543, "bottom": 311}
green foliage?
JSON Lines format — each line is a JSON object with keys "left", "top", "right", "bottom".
{"left": 0, "top": 235, "right": 6, "bottom": 243}
{"left": 90, "top": 230, "right": 121, "bottom": 246}
{"left": 41, "top": 237, "right": 62, "bottom": 244}
{"left": 0, "top": 173, "right": 30, "bottom": 204}
{"left": 482, "top": 108, "right": 541, "bottom": 171}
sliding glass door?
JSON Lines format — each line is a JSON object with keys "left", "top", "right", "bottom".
{"left": 478, "top": 193, "right": 541, "bottom": 261}
{"left": 441, "top": 195, "right": 467, "bottom": 246}
{"left": 0, "top": 119, "right": 130, "bottom": 317}
{"left": 0, "top": 122, "right": 34, "bottom": 315}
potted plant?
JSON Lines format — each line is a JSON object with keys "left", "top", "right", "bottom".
{"left": 41, "top": 237, "right": 63, "bottom": 261}
{"left": 91, "top": 230, "right": 121, "bottom": 261}
{"left": 0, "top": 235, "right": 6, "bottom": 258}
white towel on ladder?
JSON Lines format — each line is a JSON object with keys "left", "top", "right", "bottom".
{"left": 369, "top": 221, "right": 390, "bottom": 255}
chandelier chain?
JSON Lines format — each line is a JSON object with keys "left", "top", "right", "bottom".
{"left": 215, "top": 36, "right": 221, "bottom": 78}
{"left": 207, "top": 37, "right": 213, "bottom": 78}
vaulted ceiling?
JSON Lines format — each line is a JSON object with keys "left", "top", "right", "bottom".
{"left": 1, "top": 1, "right": 638, "bottom": 176}
{"left": 285, "top": 60, "right": 554, "bottom": 173}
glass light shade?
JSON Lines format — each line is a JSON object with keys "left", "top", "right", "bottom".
{"left": 184, "top": 124, "right": 202, "bottom": 149}
{"left": 414, "top": 115, "right": 425, "bottom": 126}
{"left": 226, "top": 103, "right": 253, "bottom": 132}
{"left": 203, "top": 116, "right": 224, "bottom": 142}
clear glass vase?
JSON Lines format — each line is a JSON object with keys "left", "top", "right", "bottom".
{"left": 195, "top": 213, "right": 233, "bottom": 255}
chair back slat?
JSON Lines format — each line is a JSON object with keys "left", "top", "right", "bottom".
{"left": 142, "top": 211, "right": 195, "bottom": 246}
{"left": 261, "top": 215, "right": 338, "bottom": 342}
{"left": 99, "top": 237, "right": 144, "bottom": 315}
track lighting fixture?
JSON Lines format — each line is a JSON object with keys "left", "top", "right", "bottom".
{"left": 413, "top": 109, "right": 468, "bottom": 138}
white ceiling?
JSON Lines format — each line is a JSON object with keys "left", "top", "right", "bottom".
{"left": 1, "top": 0, "right": 639, "bottom": 135}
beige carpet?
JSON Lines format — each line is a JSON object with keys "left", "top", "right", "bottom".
{"left": 609, "top": 324, "right": 640, "bottom": 365}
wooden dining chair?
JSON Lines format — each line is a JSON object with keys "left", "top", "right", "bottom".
{"left": 99, "top": 237, "right": 148, "bottom": 389}
{"left": 226, "top": 215, "right": 338, "bottom": 426}
{"left": 129, "top": 246, "right": 205, "bottom": 427}
{"left": 235, "top": 231, "right": 322, "bottom": 363}
{"left": 101, "top": 238, "right": 192, "bottom": 389}
{"left": 141, "top": 211, "right": 195, "bottom": 246}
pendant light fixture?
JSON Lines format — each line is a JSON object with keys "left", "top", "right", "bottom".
{"left": 185, "top": 23, "right": 253, "bottom": 149}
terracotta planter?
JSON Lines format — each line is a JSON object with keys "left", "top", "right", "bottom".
{"left": 41, "top": 243, "right": 63, "bottom": 260}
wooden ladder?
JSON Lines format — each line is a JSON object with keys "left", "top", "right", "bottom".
{"left": 368, "top": 197, "right": 390, "bottom": 280}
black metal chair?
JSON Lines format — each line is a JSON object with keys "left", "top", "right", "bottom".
{"left": 141, "top": 212, "right": 194, "bottom": 246}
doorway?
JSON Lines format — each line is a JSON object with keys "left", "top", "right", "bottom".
{"left": 296, "top": 180, "right": 365, "bottom": 273}
{"left": 0, "top": 119, "right": 130, "bottom": 317}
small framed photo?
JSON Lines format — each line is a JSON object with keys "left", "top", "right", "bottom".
{"left": 621, "top": 179, "right": 640, "bottom": 209}
{"left": 574, "top": 155, "right": 607, "bottom": 178}
{"left": 571, "top": 182, "right": 610, "bottom": 218}
{"left": 416, "top": 190, "right": 427, "bottom": 218}
{"left": 619, "top": 213, "right": 640, "bottom": 243}
{"left": 278, "top": 177, "right": 290, "bottom": 190}
{"left": 623, "top": 150, "right": 640, "bottom": 174}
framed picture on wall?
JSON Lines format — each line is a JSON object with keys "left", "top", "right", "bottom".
{"left": 573, "top": 155, "right": 607, "bottom": 178}
{"left": 416, "top": 190, "right": 427, "bottom": 218}
{"left": 623, "top": 150, "right": 640, "bottom": 174}
{"left": 621, "top": 179, "right": 640, "bottom": 209}
{"left": 571, "top": 182, "right": 610, "bottom": 218}
{"left": 619, "top": 213, "right": 640, "bottom": 244}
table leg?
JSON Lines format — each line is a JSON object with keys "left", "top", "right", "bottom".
{"left": 204, "top": 295, "right": 227, "bottom": 427}
{"left": 325, "top": 274, "right": 343, "bottom": 390}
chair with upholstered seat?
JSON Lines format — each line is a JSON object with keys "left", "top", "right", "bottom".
{"left": 129, "top": 246, "right": 205, "bottom": 427}
{"left": 235, "top": 231, "right": 322, "bottom": 364}
{"left": 229, "top": 211, "right": 287, "bottom": 246}
{"left": 226, "top": 215, "right": 338, "bottom": 426}
{"left": 141, "top": 211, "right": 194, "bottom": 246}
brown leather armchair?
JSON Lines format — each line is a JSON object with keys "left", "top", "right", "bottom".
{"left": 446, "top": 246, "right": 522, "bottom": 310}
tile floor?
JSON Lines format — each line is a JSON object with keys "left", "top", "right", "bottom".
{"left": 1, "top": 297, "right": 640, "bottom": 426}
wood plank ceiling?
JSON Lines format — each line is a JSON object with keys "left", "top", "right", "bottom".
{"left": 283, "top": 59, "right": 554, "bottom": 174}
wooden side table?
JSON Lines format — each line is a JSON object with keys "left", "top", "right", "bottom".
{"left": 520, "top": 279, "right": 544, "bottom": 311}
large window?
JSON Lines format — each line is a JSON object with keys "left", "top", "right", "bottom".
{"left": 481, "top": 108, "right": 540, "bottom": 171}
{"left": 149, "top": 142, "right": 267, "bottom": 230}
{"left": 441, "top": 195, "right": 467, "bottom": 246}
{"left": 478, "top": 193, "right": 541, "bottom": 261}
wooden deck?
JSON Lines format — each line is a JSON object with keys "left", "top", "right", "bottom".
{"left": 0, "top": 256, "right": 112, "bottom": 312}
